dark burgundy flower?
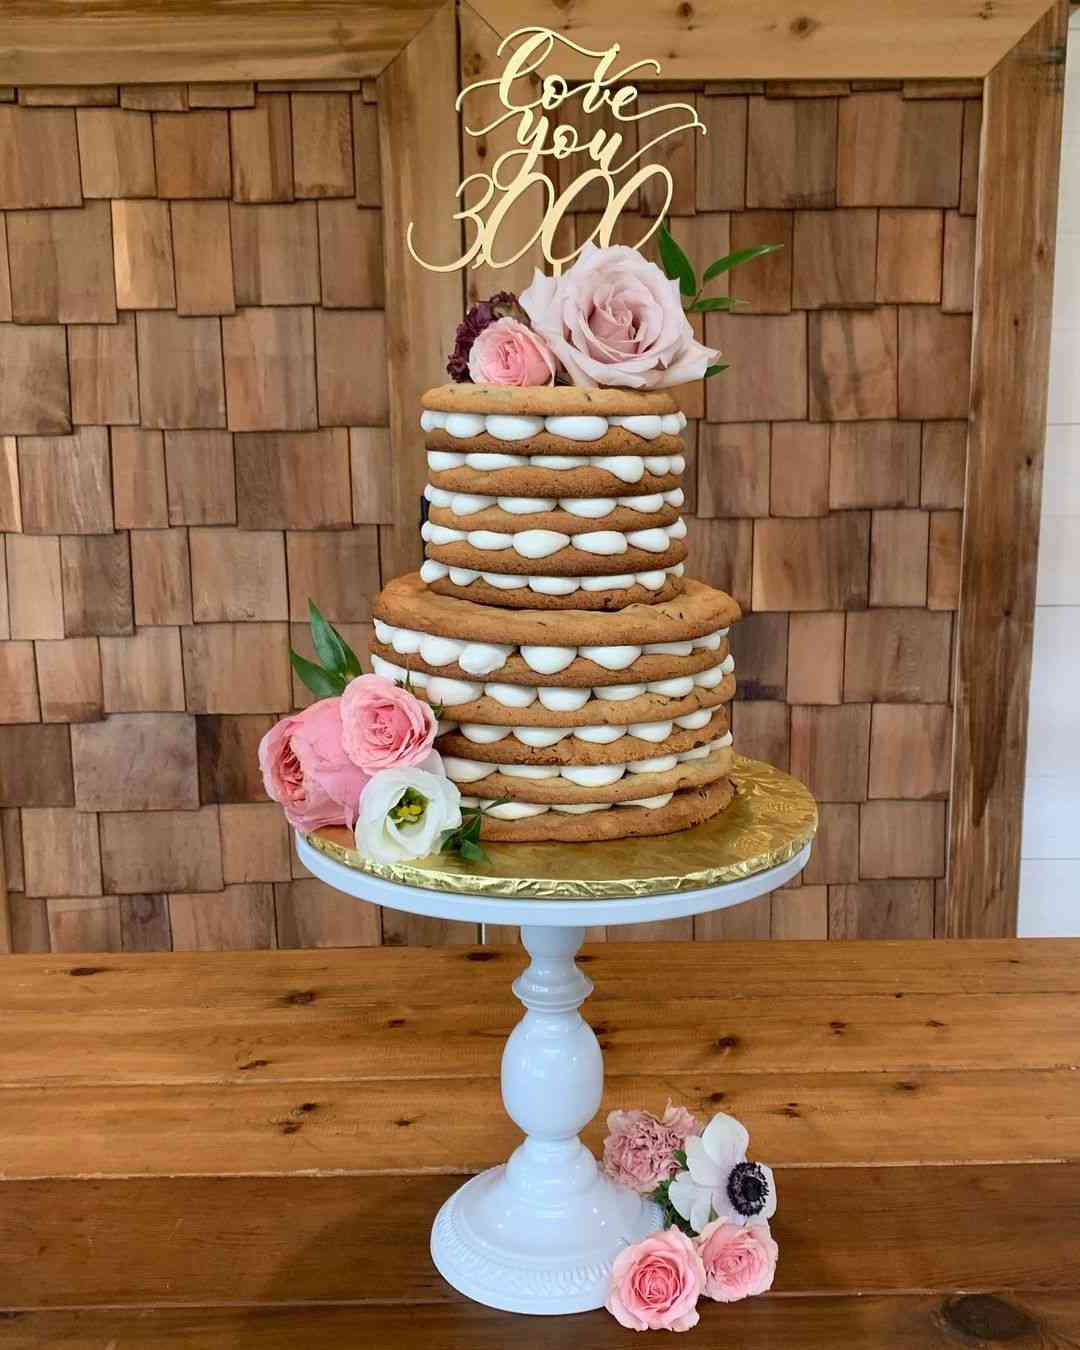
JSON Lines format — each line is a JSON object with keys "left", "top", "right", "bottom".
{"left": 446, "top": 291, "right": 527, "bottom": 382}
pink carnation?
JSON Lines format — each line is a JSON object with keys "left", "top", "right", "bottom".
{"left": 340, "top": 674, "right": 437, "bottom": 774}
{"left": 520, "top": 241, "right": 720, "bottom": 389}
{"left": 602, "top": 1101, "right": 701, "bottom": 1194}
{"left": 468, "top": 315, "right": 558, "bottom": 386}
{"left": 606, "top": 1228, "right": 705, "bottom": 1332}
{"left": 258, "top": 698, "right": 369, "bottom": 832}
{"left": 695, "top": 1219, "right": 778, "bottom": 1303}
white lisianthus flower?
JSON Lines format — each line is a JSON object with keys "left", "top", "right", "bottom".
{"left": 668, "top": 1113, "right": 777, "bottom": 1233}
{"left": 354, "top": 752, "right": 462, "bottom": 864}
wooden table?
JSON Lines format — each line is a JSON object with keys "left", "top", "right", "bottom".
{"left": 0, "top": 938, "right": 1078, "bottom": 1346}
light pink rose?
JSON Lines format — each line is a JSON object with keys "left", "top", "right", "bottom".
{"left": 603, "top": 1101, "right": 702, "bottom": 1194}
{"left": 606, "top": 1228, "right": 706, "bottom": 1332}
{"left": 340, "top": 674, "right": 437, "bottom": 774}
{"left": 520, "top": 242, "right": 720, "bottom": 390}
{"left": 467, "top": 316, "right": 558, "bottom": 386}
{"left": 695, "top": 1219, "right": 778, "bottom": 1303}
{"left": 258, "top": 698, "right": 369, "bottom": 831}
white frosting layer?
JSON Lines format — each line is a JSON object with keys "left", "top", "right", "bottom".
{"left": 428, "top": 451, "right": 686, "bottom": 482}
{"left": 421, "top": 518, "right": 687, "bottom": 558}
{"left": 449, "top": 736, "right": 731, "bottom": 793}
{"left": 424, "top": 486, "right": 678, "bottom": 519}
{"left": 450, "top": 709, "right": 721, "bottom": 747}
{"left": 374, "top": 619, "right": 730, "bottom": 682}
{"left": 419, "top": 557, "right": 685, "bottom": 594}
{"left": 370, "top": 647, "right": 734, "bottom": 709}
{"left": 421, "top": 408, "right": 688, "bottom": 443}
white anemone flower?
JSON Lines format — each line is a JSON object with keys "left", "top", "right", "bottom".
{"left": 355, "top": 752, "right": 462, "bottom": 864}
{"left": 668, "top": 1112, "right": 777, "bottom": 1233}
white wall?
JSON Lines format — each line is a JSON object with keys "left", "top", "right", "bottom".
{"left": 1019, "top": 12, "right": 1080, "bottom": 934}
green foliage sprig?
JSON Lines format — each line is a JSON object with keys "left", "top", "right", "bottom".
{"left": 440, "top": 797, "right": 510, "bottom": 865}
{"left": 658, "top": 222, "right": 783, "bottom": 378}
{"left": 650, "top": 1148, "right": 698, "bottom": 1236}
{"left": 289, "top": 599, "right": 364, "bottom": 697}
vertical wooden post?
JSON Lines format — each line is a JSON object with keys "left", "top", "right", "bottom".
{"left": 377, "top": 1, "right": 478, "bottom": 945}
{"left": 945, "top": 2, "right": 1068, "bottom": 936}
{"left": 377, "top": 0, "right": 464, "bottom": 585}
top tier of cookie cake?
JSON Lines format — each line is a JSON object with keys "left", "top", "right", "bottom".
{"left": 416, "top": 383, "right": 689, "bottom": 611}
{"left": 367, "top": 382, "right": 741, "bottom": 843}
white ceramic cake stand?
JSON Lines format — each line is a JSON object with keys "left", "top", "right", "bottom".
{"left": 295, "top": 758, "right": 815, "bottom": 1317}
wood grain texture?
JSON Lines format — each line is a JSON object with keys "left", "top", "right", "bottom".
{"left": 18, "top": 427, "right": 113, "bottom": 534}
{"left": 5, "top": 201, "right": 116, "bottom": 324}
{"left": 792, "top": 208, "right": 877, "bottom": 307}
{"left": 4, "top": 1293, "right": 1080, "bottom": 1350}
{"left": 1, "top": 1, "right": 1055, "bottom": 86}
{"left": 34, "top": 636, "right": 103, "bottom": 723}
{"left": 172, "top": 201, "right": 236, "bottom": 315}
{"left": 222, "top": 306, "right": 317, "bottom": 431}
{"left": 845, "top": 609, "right": 953, "bottom": 703}
{"left": 377, "top": 1, "right": 463, "bottom": 587}
{"left": 231, "top": 94, "right": 295, "bottom": 203}
{"left": 838, "top": 92, "right": 964, "bottom": 206}
{"left": 5, "top": 534, "right": 64, "bottom": 640}
{"left": 72, "top": 713, "right": 197, "bottom": 811}
{"left": 947, "top": 4, "right": 1066, "bottom": 937}
{"left": 0, "top": 323, "right": 70, "bottom": 434}
{"left": 1, "top": 6, "right": 443, "bottom": 86}
{"left": 112, "top": 199, "right": 176, "bottom": 309}
{"left": 291, "top": 93, "right": 354, "bottom": 198}
{"left": 60, "top": 533, "right": 133, "bottom": 638}
{"left": 136, "top": 312, "right": 227, "bottom": 429}
{"left": 0, "top": 105, "right": 81, "bottom": 208}
{"left": 68, "top": 314, "right": 140, "bottom": 425}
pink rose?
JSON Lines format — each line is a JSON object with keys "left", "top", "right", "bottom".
{"left": 520, "top": 241, "right": 720, "bottom": 389}
{"left": 606, "top": 1228, "right": 705, "bottom": 1332}
{"left": 695, "top": 1219, "right": 778, "bottom": 1303}
{"left": 603, "top": 1101, "right": 702, "bottom": 1194}
{"left": 258, "top": 698, "right": 369, "bottom": 831}
{"left": 467, "top": 316, "right": 558, "bottom": 386}
{"left": 340, "top": 674, "right": 437, "bottom": 773}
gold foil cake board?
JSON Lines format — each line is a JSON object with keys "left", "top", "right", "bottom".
{"left": 305, "top": 756, "right": 816, "bottom": 901}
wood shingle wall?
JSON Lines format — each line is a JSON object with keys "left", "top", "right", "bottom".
{"left": 0, "top": 70, "right": 978, "bottom": 952}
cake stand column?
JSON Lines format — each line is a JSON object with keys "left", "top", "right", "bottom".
{"left": 429, "top": 923, "right": 661, "bottom": 1315}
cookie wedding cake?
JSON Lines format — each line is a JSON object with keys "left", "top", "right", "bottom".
{"left": 365, "top": 253, "right": 741, "bottom": 844}
{"left": 260, "top": 236, "right": 761, "bottom": 859}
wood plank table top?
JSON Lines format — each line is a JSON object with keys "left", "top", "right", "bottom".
{"left": 0, "top": 937, "right": 1078, "bottom": 1346}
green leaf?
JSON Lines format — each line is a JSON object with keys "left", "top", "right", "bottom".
{"left": 687, "top": 296, "right": 742, "bottom": 313}
{"left": 702, "top": 243, "right": 782, "bottom": 283}
{"left": 289, "top": 648, "right": 346, "bottom": 698}
{"left": 658, "top": 220, "right": 697, "bottom": 298}
{"left": 673, "top": 1148, "right": 688, "bottom": 1169}
{"left": 308, "top": 599, "right": 361, "bottom": 678}
{"left": 704, "top": 363, "right": 729, "bottom": 378}
{"left": 460, "top": 838, "right": 488, "bottom": 863}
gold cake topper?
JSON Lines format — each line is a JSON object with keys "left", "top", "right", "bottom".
{"left": 408, "top": 26, "right": 706, "bottom": 274}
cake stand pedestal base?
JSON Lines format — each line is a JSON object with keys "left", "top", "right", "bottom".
{"left": 297, "top": 757, "right": 817, "bottom": 1317}
{"left": 430, "top": 924, "right": 661, "bottom": 1315}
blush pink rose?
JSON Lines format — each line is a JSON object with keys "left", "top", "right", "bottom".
{"left": 606, "top": 1228, "right": 705, "bottom": 1332}
{"left": 340, "top": 674, "right": 437, "bottom": 773}
{"left": 695, "top": 1219, "right": 778, "bottom": 1303}
{"left": 603, "top": 1101, "right": 702, "bottom": 1194}
{"left": 468, "top": 316, "right": 558, "bottom": 386}
{"left": 520, "top": 241, "right": 720, "bottom": 390}
{"left": 258, "top": 698, "right": 369, "bottom": 831}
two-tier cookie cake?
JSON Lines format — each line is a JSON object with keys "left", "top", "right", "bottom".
{"left": 368, "top": 380, "right": 741, "bottom": 843}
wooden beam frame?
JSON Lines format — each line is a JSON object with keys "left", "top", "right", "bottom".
{"left": 0, "top": 0, "right": 1059, "bottom": 85}
{"left": 945, "top": 1, "right": 1069, "bottom": 935}
{"left": 0, "top": 0, "right": 1067, "bottom": 938}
